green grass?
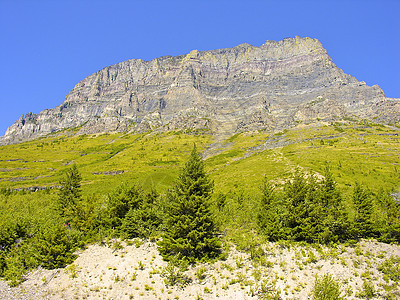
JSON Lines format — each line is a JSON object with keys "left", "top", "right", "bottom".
{"left": 0, "top": 120, "right": 399, "bottom": 196}
{"left": 0, "top": 131, "right": 212, "bottom": 194}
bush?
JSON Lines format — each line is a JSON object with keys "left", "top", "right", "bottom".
{"left": 357, "top": 280, "right": 376, "bottom": 299}
{"left": 161, "top": 258, "right": 191, "bottom": 287}
{"left": 312, "top": 274, "right": 345, "bottom": 300}
{"left": 2, "top": 252, "right": 25, "bottom": 286}
{"left": 378, "top": 256, "right": 400, "bottom": 283}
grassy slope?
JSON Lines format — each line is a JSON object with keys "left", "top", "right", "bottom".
{"left": 1, "top": 120, "right": 400, "bottom": 297}
{"left": 0, "top": 120, "right": 399, "bottom": 196}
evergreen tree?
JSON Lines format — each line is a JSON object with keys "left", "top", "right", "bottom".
{"left": 300, "top": 175, "right": 325, "bottom": 243}
{"left": 73, "top": 194, "right": 101, "bottom": 233}
{"left": 159, "top": 145, "right": 221, "bottom": 262}
{"left": 284, "top": 169, "right": 333, "bottom": 243}
{"left": 352, "top": 182, "right": 375, "bottom": 239}
{"left": 57, "top": 164, "right": 82, "bottom": 224}
{"left": 284, "top": 168, "right": 350, "bottom": 243}
{"left": 121, "top": 188, "right": 162, "bottom": 239}
{"left": 105, "top": 184, "right": 142, "bottom": 230}
{"left": 318, "top": 167, "right": 349, "bottom": 242}
{"left": 375, "top": 189, "right": 400, "bottom": 243}
{"left": 31, "top": 222, "right": 76, "bottom": 269}
{"left": 257, "top": 178, "right": 283, "bottom": 241}
{"left": 285, "top": 169, "right": 313, "bottom": 241}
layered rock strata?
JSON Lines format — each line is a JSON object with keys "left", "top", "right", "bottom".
{"left": 1, "top": 36, "right": 398, "bottom": 145}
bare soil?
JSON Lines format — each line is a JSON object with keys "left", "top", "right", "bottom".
{"left": 1, "top": 239, "right": 399, "bottom": 299}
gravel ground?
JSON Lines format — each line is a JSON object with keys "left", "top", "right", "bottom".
{"left": 1, "top": 239, "right": 399, "bottom": 300}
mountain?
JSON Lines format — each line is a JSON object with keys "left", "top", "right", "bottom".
{"left": 1, "top": 36, "right": 399, "bottom": 145}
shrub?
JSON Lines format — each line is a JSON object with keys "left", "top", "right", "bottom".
{"left": 161, "top": 259, "right": 191, "bottom": 287}
{"left": 357, "top": 280, "right": 376, "bottom": 299}
{"left": 66, "top": 263, "right": 80, "bottom": 278}
{"left": 378, "top": 256, "right": 400, "bottom": 283}
{"left": 2, "top": 253, "right": 25, "bottom": 286}
{"left": 312, "top": 274, "right": 345, "bottom": 300}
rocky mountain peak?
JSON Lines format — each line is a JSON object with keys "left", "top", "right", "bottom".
{"left": 1, "top": 37, "right": 398, "bottom": 145}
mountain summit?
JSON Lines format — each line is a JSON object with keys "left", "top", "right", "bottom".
{"left": 1, "top": 36, "right": 399, "bottom": 145}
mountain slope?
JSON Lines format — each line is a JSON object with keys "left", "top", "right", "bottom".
{"left": 0, "top": 121, "right": 398, "bottom": 197}
{"left": 1, "top": 36, "right": 398, "bottom": 145}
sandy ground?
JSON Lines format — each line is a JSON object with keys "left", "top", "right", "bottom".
{"left": 1, "top": 239, "right": 399, "bottom": 299}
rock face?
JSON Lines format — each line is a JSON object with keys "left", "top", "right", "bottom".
{"left": 1, "top": 36, "right": 398, "bottom": 145}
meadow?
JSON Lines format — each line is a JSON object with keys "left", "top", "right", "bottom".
{"left": 0, "top": 120, "right": 399, "bottom": 196}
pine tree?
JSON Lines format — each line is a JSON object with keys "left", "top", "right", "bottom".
{"left": 121, "top": 188, "right": 162, "bottom": 239}
{"left": 159, "top": 145, "right": 221, "bottom": 262}
{"left": 257, "top": 178, "right": 283, "bottom": 241}
{"left": 301, "top": 175, "right": 325, "bottom": 243}
{"left": 352, "top": 182, "right": 375, "bottom": 239}
{"left": 284, "top": 168, "right": 350, "bottom": 243}
{"left": 375, "top": 188, "right": 400, "bottom": 243}
{"left": 105, "top": 184, "right": 142, "bottom": 229}
{"left": 57, "top": 164, "right": 82, "bottom": 224}
{"left": 318, "top": 167, "right": 349, "bottom": 242}
{"left": 31, "top": 222, "right": 76, "bottom": 269}
{"left": 285, "top": 169, "right": 313, "bottom": 241}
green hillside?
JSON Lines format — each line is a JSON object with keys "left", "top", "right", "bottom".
{"left": 1, "top": 120, "right": 399, "bottom": 288}
{"left": 0, "top": 120, "right": 399, "bottom": 195}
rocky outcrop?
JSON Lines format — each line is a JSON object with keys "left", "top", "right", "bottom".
{"left": 1, "top": 36, "right": 398, "bottom": 145}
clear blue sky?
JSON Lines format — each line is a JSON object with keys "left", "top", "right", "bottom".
{"left": 1, "top": 0, "right": 399, "bottom": 136}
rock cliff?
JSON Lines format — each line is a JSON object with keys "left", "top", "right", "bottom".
{"left": 1, "top": 36, "right": 398, "bottom": 145}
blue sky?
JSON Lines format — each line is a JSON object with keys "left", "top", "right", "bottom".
{"left": 0, "top": 0, "right": 399, "bottom": 136}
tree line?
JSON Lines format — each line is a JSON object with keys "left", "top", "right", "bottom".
{"left": 257, "top": 167, "right": 400, "bottom": 244}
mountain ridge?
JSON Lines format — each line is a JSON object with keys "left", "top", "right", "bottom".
{"left": 1, "top": 36, "right": 399, "bottom": 145}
